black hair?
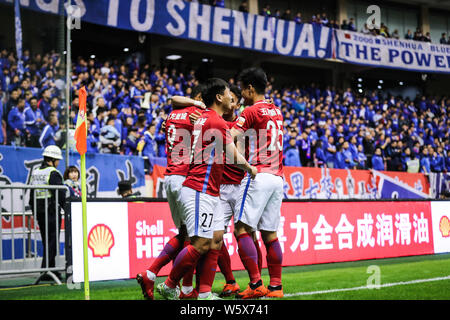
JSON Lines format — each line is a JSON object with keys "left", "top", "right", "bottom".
{"left": 191, "top": 84, "right": 206, "bottom": 100}
{"left": 202, "top": 78, "right": 229, "bottom": 107}
{"left": 64, "top": 165, "right": 80, "bottom": 180}
{"left": 238, "top": 67, "right": 267, "bottom": 94}
{"left": 229, "top": 84, "right": 242, "bottom": 102}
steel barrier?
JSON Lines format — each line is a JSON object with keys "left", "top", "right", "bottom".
{"left": 0, "top": 184, "right": 69, "bottom": 285}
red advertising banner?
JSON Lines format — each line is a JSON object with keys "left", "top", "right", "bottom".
{"left": 150, "top": 165, "right": 430, "bottom": 200}
{"left": 128, "top": 202, "right": 177, "bottom": 278}
{"left": 124, "top": 200, "right": 435, "bottom": 277}
{"left": 279, "top": 201, "right": 434, "bottom": 266}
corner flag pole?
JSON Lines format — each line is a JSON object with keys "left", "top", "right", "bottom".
{"left": 80, "top": 152, "right": 89, "bottom": 300}
{"left": 75, "top": 86, "right": 89, "bottom": 300}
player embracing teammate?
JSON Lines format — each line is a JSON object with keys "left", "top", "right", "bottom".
{"left": 231, "top": 68, "right": 285, "bottom": 299}
{"left": 137, "top": 68, "right": 284, "bottom": 300}
{"left": 157, "top": 78, "right": 257, "bottom": 300}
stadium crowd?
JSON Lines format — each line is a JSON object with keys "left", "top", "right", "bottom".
{"left": 0, "top": 47, "right": 449, "bottom": 174}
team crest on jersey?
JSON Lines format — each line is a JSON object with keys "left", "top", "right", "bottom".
{"left": 237, "top": 116, "right": 245, "bottom": 127}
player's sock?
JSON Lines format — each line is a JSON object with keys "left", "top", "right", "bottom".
{"left": 264, "top": 238, "right": 282, "bottom": 287}
{"left": 197, "top": 249, "right": 220, "bottom": 294}
{"left": 148, "top": 236, "right": 183, "bottom": 275}
{"left": 236, "top": 233, "right": 261, "bottom": 284}
{"left": 165, "top": 245, "right": 201, "bottom": 289}
{"left": 254, "top": 238, "right": 263, "bottom": 273}
{"left": 194, "top": 253, "right": 206, "bottom": 291}
{"left": 179, "top": 239, "right": 193, "bottom": 289}
{"left": 182, "top": 263, "right": 195, "bottom": 289}
{"left": 217, "top": 243, "right": 235, "bottom": 283}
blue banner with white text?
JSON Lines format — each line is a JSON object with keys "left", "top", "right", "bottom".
{"left": 2, "top": 0, "right": 450, "bottom": 73}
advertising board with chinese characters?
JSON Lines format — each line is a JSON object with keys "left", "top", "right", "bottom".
{"left": 151, "top": 165, "right": 431, "bottom": 200}
{"left": 71, "top": 200, "right": 450, "bottom": 282}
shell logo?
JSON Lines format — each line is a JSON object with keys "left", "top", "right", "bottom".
{"left": 88, "top": 224, "right": 115, "bottom": 258}
{"left": 439, "top": 216, "right": 450, "bottom": 238}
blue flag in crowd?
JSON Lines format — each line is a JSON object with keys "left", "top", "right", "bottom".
{"left": 14, "top": 0, "right": 24, "bottom": 77}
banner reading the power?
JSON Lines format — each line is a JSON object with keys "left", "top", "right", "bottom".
{"left": 71, "top": 200, "right": 449, "bottom": 283}
{"left": 334, "top": 29, "right": 450, "bottom": 73}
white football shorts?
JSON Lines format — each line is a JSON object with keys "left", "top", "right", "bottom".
{"left": 164, "top": 175, "right": 186, "bottom": 229}
{"left": 179, "top": 186, "right": 220, "bottom": 239}
{"left": 217, "top": 183, "right": 241, "bottom": 232}
{"left": 234, "top": 172, "right": 284, "bottom": 232}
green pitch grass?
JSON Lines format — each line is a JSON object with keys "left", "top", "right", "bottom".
{"left": 1, "top": 253, "right": 449, "bottom": 300}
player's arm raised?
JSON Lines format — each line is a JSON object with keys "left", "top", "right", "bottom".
{"left": 171, "top": 96, "right": 206, "bottom": 110}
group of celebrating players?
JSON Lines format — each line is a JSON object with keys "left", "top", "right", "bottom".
{"left": 136, "top": 67, "right": 285, "bottom": 300}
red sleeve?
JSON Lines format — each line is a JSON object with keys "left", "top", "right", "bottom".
{"left": 216, "top": 118, "right": 232, "bottom": 145}
{"left": 233, "top": 106, "right": 255, "bottom": 132}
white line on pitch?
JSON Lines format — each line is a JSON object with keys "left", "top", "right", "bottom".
{"left": 284, "top": 275, "right": 450, "bottom": 297}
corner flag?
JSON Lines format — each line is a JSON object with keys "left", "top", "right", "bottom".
{"left": 76, "top": 86, "right": 90, "bottom": 300}
{"left": 74, "top": 86, "right": 87, "bottom": 155}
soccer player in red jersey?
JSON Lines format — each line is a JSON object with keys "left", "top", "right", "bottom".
{"left": 157, "top": 78, "right": 257, "bottom": 300}
{"left": 136, "top": 86, "right": 206, "bottom": 300}
{"left": 230, "top": 68, "right": 285, "bottom": 299}
{"left": 212, "top": 84, "right": 244, "bottom": 297}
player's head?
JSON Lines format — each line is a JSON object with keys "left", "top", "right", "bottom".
{"left": 229, "top": 84, "right": 242, "bottom": 109}
{"left": 191, "top": 84, "right": 206, "bottom": 102}
{"left": 238, "top": 67, "right": 267, "bottom": 105}
{"left": 202, "top": 78, "right": 232, "bottom": 114}
{"left": 222, "top": 84, "right": 242, "bottom": 119}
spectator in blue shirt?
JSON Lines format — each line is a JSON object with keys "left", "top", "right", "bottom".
{"left": 324, "top": 135, "right": 336, "bottom": 168}
{"left": 431, "top": 147, "right": 445, "bottom": 172}
{"left": 356, "top": 144, "right": 367, "bottom": 169}
{"left": 155, "top": 126, "right": 166, "bottom": 157}
{"left": 284, "top": 138, "right": 301, "bottom": 167}
{"left": 38, "top": 88, "right": 52, "bottom": 120}
{"left": 86, "top": 119, "right": 99, "bottom": 154}
{"left": 141, "top": 124, "right": 157, "bottom": 159}
{"left": 335, "top": 144, "right": 347, "bottom": 169}
{"left": 420, "top": 147, "right": 431, "bottom": 174}
{"left": 130, "top": 80, "right": 144, "bottom": 108}
{"left": 24, "top": 96, "right": 46, "bottom": 147}
{"left": 372, "top": 147, "right": 385, "bottom": 171}
{"left": 124, "top": 127, "right": 141, "bottom": 156}
{"left": 342, "top": 141, "right": 357, "bottom": 169}
{"left": 7, "top": 97, "right": 26, "bottom": 146}
{"left": 314, "top": 140, "right": 326, "bottom": 167}
{"left": 39, "top": 110, "right": 59, "bottom": 148}
{"left": 99, "top": 117, "right": 121, "bottom": 154}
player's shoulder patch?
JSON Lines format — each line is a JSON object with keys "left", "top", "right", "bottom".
{"left": 236, "top": 116, "right": 246, "bottom": 127}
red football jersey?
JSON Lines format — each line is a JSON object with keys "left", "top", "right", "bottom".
{"left": 183, "top": 109, "right": 232, "bottom": 197}
{"left": 222, "top": 118, "right": 245, "bottom": 185}
{"left": 233, "top": 100, "right": 284, "bottom": 177}
{"left": 164, "top": 106, "right": 200, "bottom": 176}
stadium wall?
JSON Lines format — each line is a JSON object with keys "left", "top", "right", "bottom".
{"left": 69, "top": 199, "right": 450, "bottom": 283}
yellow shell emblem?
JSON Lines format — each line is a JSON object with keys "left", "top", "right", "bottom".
{"left": 439, "top": 216, "right": 450, "bottom": 238}
{"left": 88, "top": 224, "right": 115, "bottom": 258}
